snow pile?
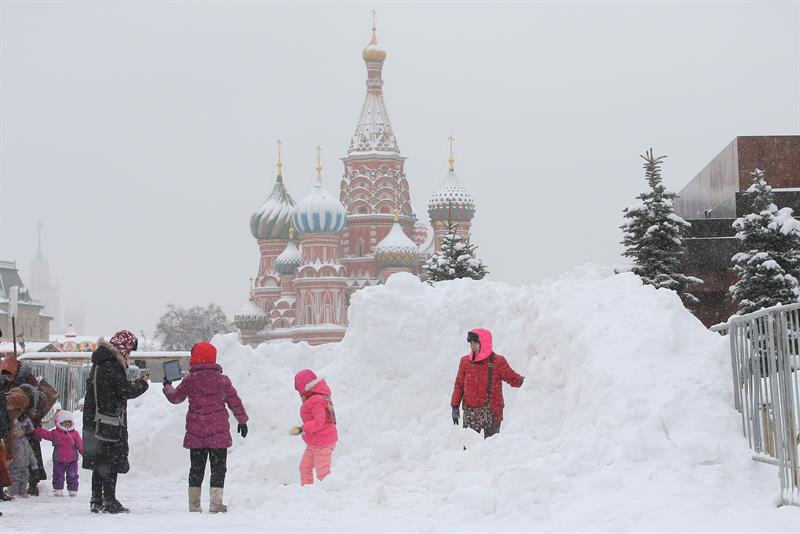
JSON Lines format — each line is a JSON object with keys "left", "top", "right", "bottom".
{"left": 118, "top": 266, "right": 795, "bottom": 532}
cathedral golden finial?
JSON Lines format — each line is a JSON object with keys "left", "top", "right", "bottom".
{"left": 249, "top": 278, "right": 254, "bottom": 300}
{"left": 371, "top": 9, "right": 378, "bottom": 44}
{"left": 289, "top": 217, "right": 296, "bottom": 240}
{"left": 276, "top": 138, "right": 283, "bottom": 177}
{"left": 315, "top": 145, "right": 322, "bottom": 180}
{"left": 448, "top": 135, "right": 455, "bottom": 171}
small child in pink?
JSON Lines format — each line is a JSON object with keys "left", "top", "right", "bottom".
{"left": 290, "top": 370, "right": 338, "bottom": 486}
{"left": 34, "top": 410, "right": 83, "bottom": 497}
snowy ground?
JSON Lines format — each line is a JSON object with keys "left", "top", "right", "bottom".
{"left": 3, "top": 266, "right": 799, "bottom": 533}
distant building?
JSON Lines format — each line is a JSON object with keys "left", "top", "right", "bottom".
{"left": 675, "top": 136, "right": 800, "bottom": 326}
{"left": 0, "top": 259, "right": 52, "bottom": 343}
{"left": 51, "top": 322, "right": 97, "bottom": 352}
{"left": 28, "top": 223, "right": 61, "bottom": 330}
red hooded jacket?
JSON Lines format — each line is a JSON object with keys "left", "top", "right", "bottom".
{"left": 450, "top": 328, "right": 524, "bottom": 422}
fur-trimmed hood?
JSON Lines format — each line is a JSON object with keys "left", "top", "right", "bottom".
{"left": 294, "top": 369, "right": 332, "bottom": 398}
{"left": 92, "top": 338, "right": 128, "bottom": 369}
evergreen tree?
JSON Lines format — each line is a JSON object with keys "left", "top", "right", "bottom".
{"left": 424, "top": 219, "right": 488, "bottom": 282}
{"left": 730, "top": 169, "right": 800, "bottom": 314}
{"left": 621, "top": 149, "right": 702, "bottom": 305}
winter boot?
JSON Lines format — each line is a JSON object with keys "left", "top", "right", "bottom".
{"left": 103, "top": 499, "right": 130, "bottom": 514}
{"left": 188, "top": 487, "right": 202, "bottom": 512}
{"left": 27, "top": 483, "right": 39, "bottom": 496}
{"left": 90, "top": 500, "right": 103, "bottom": 513}
{"left": 208, "top": 487, "right": 227, "bottom": 513}
{"left": 69, "top": 490, "right": 77, "bottom": 497}
{"left": 53, "top": 489, "right": 63, "bottom": 497}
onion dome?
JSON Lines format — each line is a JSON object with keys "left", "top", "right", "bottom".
{"left": 293, "top": 148, "right": 347, "bottom": 234}
{"left": 274, "top": 229, "right": 302, "bottom": 275}
{"left": 250, "top": 152, "right": 296, "bottom": 240}
{"left": 234, "top": 296, "right": 269, "bottom": 331}
{"left": 375, "top": 214, "right": 418, "bottom": 268}
{"left": 427, "top": 142, "right": 476, "bottom": 222}
{"left": 362, "top": 26, "right": 387, "bottom": 62}
{"left": 412, "top": 219, "right": 430, "bottom": 247}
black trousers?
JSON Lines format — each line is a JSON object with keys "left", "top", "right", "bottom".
{"left": 483, "top": 422, "right": 501, "bottom": 438}
{"left": 189, "top": 448, "right": 227, "bottom": 488}
{"left": 91, "top": 471, "right": 117, "bottom": 503}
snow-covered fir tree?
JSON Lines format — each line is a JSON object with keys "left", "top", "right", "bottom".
{"left": 621, "top": 149, "right": 702, "bottom": 305}
{"left": 424, "top": 219, "right": 488, "bottom": 282}
{"left": 729, "top": 169, "right": 800, "bottom": 315}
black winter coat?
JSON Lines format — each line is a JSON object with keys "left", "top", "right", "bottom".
{"left": 82, "top": 340, "right": 148, "bottom": 475}
{"left": 0, "top": 390, "right": 8, "bottom": 439}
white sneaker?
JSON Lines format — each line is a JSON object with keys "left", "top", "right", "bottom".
{"left": 68, "top": 491, "right": 77, "bottom": 497}
{"left": 53, "top": 490, "right": 63, "bottom": 497}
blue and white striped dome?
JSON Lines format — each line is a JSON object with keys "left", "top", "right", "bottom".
{"left": 293, "top": 171, "right": 347, "bottom": 234}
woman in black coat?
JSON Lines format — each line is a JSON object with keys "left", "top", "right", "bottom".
{"left": 82, "top": 331, "right": 148, "bottom": 514}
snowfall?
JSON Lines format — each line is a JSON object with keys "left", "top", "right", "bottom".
{"left": 3, "top": 266, "right": 799, "bottom": 533}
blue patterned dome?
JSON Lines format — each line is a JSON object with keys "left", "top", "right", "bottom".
{"left": 293, "top": 165, "right": 347, "bottom": 234}
{"left": 250, "top": 173, "right": 296, "bottom": 240}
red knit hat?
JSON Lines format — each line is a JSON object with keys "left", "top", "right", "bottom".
{"left": 190, "top": 342, "right": 217, "bottom": 365}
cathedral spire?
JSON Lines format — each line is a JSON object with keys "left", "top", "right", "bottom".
{"left": 276, "top": 138, "right": 283, "bottom": 182}
{"left": 448, "top": 135, "right": 455, "bottom": 171}
{"left": 349, "top": 15, "right": 398, "bottom": 155}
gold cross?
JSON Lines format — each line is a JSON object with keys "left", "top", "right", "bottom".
{"left": 277, "top": 138, "right": 282, "bottom": 161}
{"left": 448, "top": 135, "right": 455, "bottom": 170}
{"left": 372, "top": 9, "right": 376, "bottom": 30}
{"left": 315, "top": 145, "right": 322, "bottom": 178}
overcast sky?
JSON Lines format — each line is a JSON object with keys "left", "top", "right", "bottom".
{"left": 1, "top": 1, "right": 798, "bottom": 338}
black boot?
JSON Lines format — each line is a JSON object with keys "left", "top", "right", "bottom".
{"left": 27, "top": 483, "right": 39, "bottom": 496}
{"left": 103, "top": 499, "right": 130, "bottom": 514}
{"left": 90, "top": 500, "right": 103, "bottom": 513}
{"left": 0, "top": 489, "right": 13, "bottom": 501}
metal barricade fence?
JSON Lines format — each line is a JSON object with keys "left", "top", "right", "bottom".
{"left": 24, "top": 360, "right": 148, "bottom": 417}
{"left": 722, "top": 303, "right": 800, "bottom": 506}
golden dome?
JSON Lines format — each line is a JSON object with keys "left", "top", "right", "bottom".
{"left": 362, "top": 27, "right": 387, "bottom": 62}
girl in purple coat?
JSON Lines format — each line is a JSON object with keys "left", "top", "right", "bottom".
{"left": 33, "top": 410, "right": 83, "bottom": 497}
{"left": 162, "top": 342, "right": 249, "bottom": 513}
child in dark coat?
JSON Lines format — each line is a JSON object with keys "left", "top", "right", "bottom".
{"left": 7, "top": 418, "right": 38, "bottom": 497}
{"left": 162, "top": 342, "right": 249, "bottom": 513}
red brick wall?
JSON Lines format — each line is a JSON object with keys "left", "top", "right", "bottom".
{"left": 737, "top": 136, "right": 800, "bottom": 189}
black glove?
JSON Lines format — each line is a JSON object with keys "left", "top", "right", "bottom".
{"left": 452, "top": 406, "right": 460, "bottom": 426}
{"left": 237, "top": 423, "right": 248, "bottom": 438}
{"left": 162, "top": 377, "right": 172, "bottom": 386}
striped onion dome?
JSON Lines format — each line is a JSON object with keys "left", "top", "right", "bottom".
{"left": 250, "top": 173, "right": 296, "bottom": 240}
{"left": 274, "top": 236, "right": 302, "bottom": 275}
{"left": 234, "top": 298, "right": 269, "bottom": 331}
{"left": 375, "top": 219, "right": 418, "bottom": 268}
{"left": 427, "top": 168, "right": 476, "bottom": 223}
{"left": 293, "top": 165, "right": 347, "bottom": 234}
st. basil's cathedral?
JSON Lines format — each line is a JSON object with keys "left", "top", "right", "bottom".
{"left": 234, "top": 24, "right": 478, "bottom": 346}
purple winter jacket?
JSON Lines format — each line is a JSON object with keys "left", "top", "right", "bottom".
{"left": 162, "top": 363, "right": 248, "bottom": 449}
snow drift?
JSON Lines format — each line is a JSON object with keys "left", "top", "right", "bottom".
{"left": 115, "top": 266, "right": 797, "bottom": 531}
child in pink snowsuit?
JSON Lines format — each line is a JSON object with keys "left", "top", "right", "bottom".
{"left": 291, "top": 370, "right": 338, "bottom": 486}
{"left": 34, "top": 410, "right": 83, "bottom": 496}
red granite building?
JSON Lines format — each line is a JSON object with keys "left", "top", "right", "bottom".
{"left": 675, "top": 136, "right": 800, "bottom": 326}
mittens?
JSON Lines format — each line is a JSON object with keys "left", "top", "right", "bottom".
{"left": 237, "top": 423, "right": 248, "bottom": 438}
{"left": 452, "top": 406, "right": 460, "bottom": 426}
{"left": 289, "top": 426, "right": 303, "bottom": 436}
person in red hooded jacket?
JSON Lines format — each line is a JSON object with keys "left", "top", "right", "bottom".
{"left": 290, "top": 370, "right": 338, "bottom": 486}
{"left": 451, "top": 328, "right": 524, "bottom": 438}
